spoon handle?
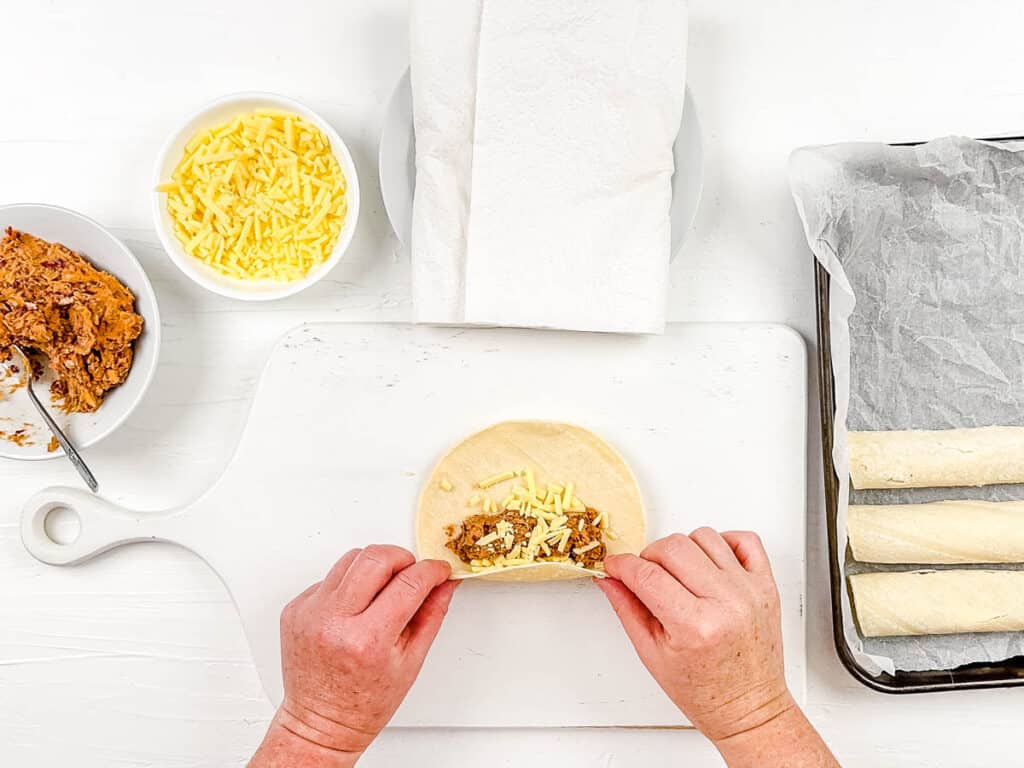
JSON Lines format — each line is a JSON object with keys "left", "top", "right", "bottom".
{"left": 23, "top": 381, "right": 99, "bottom": 493}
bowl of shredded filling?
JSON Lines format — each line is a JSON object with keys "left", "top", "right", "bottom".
{"left": 152, "top": 93, "right": 359, "bottom": 301}
{"left": 0, "top": 204, "right": 160, "bottom": 460}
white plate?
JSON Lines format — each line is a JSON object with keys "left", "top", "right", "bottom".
{"left": 379, "top": 68, "right": 704, "bottom": 260}
{"left": 152, "top": 92, "right": 360, "bottom": 302}
{"left": 0, "top": 204, "right": 161, "bottom": 461}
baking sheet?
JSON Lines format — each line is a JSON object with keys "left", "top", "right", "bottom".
{"left": 790, "top": 136, "right": 1024, "bottom": 674}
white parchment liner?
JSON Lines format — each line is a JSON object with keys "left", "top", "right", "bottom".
{"left": 790, "top": 136, "right": 1024, "bottom": 674}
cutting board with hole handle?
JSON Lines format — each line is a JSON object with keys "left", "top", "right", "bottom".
{"left": 21, "top": 322, "right": 806, "bottom": 728}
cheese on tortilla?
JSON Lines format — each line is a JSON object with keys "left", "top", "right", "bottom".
{"left": 416, "top": 421, "right": 646, "bottom": 582}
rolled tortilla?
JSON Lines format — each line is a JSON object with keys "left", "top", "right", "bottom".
{"left": 417, "top": 421, "right": 646, "bottom": 582}
{"left": 850, "top": 570, "right": 1024, "bottom": 637}
{"left": 848, "top": 500, "right": 1024, "bottom": 564}
{"left": 848, "top": 426, "right": 1024, "bottom": 490}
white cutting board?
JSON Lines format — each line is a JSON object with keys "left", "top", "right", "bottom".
{"left": 21, "top": 322, "right": 806, "bottom": 728}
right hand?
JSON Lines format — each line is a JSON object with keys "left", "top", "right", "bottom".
{"left": 596, "top": 529, "right": 792, "bottom": 742}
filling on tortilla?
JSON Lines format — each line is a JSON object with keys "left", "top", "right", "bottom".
{"left": 443, "top": 469, "right": 616, "bottom": 574}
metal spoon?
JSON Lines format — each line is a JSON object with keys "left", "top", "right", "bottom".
{"left": 10, "top": 345, "right": 99, "bottom": 493}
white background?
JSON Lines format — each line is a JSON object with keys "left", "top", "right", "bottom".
{"left": 3, "top": 0, "right": 1024, "bottom": 765}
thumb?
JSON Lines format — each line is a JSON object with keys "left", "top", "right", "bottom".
{"left": 595, "top": 577, "right": 661, "bottom": 658}
{"left": 404, "top": 579, "right": 459, "bottom": 659}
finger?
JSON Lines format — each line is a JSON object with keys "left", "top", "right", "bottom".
{"left": 721, "top": 531, "right": 773, "bottom": 576}
{"left": 367, "top": 559, "right": 453, "bottom": 637}
{"left": 294, "top": 580, "right": 323, "bottom": 603}
{"left": 321, "top": 548, "right": 363, "bottom": 593}
{"left": 281, "top": 580, "right": 323, "bottom": 628}
{"left": 403, "top": 579, "right": 459, "bottom": 658}
{"left": 604, "top": 553, "right": 695, "bottom": 626}
{"left": 642, "top": 534, "right": 723, "bottom": 597}
{"left": 595, "top": 577, "right": 661, "bottom": 658}
{"left": 688, "top": 527, "right": 744, "bottom": 572}
{"left": 335, "top": 545, "right": 417, "bottom": 615}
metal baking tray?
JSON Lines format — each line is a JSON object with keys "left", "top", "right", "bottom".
{"left": 816, "top": 256, "right": 1024, "bottom": 693}
{"left": 816, "top": 133, "right": 1024, "bottom": 691}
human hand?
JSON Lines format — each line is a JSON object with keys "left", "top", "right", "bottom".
{"left": 596, "top": 529, "right": 791, "bottom": 741}
{"left": 250, "top": 545, "right": 457, "bottom": 767}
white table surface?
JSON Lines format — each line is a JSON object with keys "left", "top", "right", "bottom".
{"left": 2, "top": 0, "right": 1024, "bottom": 765}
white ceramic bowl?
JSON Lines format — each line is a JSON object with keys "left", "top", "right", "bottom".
{"left": 0, "top": 203, "right": 161, "bottom": 461}
{"left": 152, "top": 92, "right": 360, "bottom": 301}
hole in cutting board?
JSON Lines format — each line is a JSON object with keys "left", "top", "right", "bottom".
{"left": 44, "top": 506, "right": 80, "bottom": 545}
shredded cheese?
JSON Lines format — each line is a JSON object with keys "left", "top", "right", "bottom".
{"left": 558, "top": 530, "right": 572, "bottom": 553}
{"left": 477, "top": 470, "right": 517, "bottom": 489}
{"left": 160, "top": 110, "right": 347, "bottom": 282}
{"left": 439, "top": 477, "right": 454, "bottom": 492}
{"left": 574, "top": 541, "right": 601, "bottom": 556}
{"left": 455, "top": 467, "right": 613, "bottom": 573}
{"left": 525, "top": 469, "right": 537, "bottom": 499}
{"left": 513, "top": 486, "right": 533, "bottom": 501}
{"left": 562, "top": 482, "right": 575, "bottom": 510}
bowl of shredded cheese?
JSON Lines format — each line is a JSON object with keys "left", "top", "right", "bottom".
{"left": 152, "top": 92, "right": 359, "bottom": 300}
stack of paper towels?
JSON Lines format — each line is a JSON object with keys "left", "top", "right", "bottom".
{"left": 410, "top": 0, "right": 688, "bottom": 334}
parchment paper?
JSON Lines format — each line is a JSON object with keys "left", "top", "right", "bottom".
{"left": 790, "top": 136, "right": 1024, "bottom": 674}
